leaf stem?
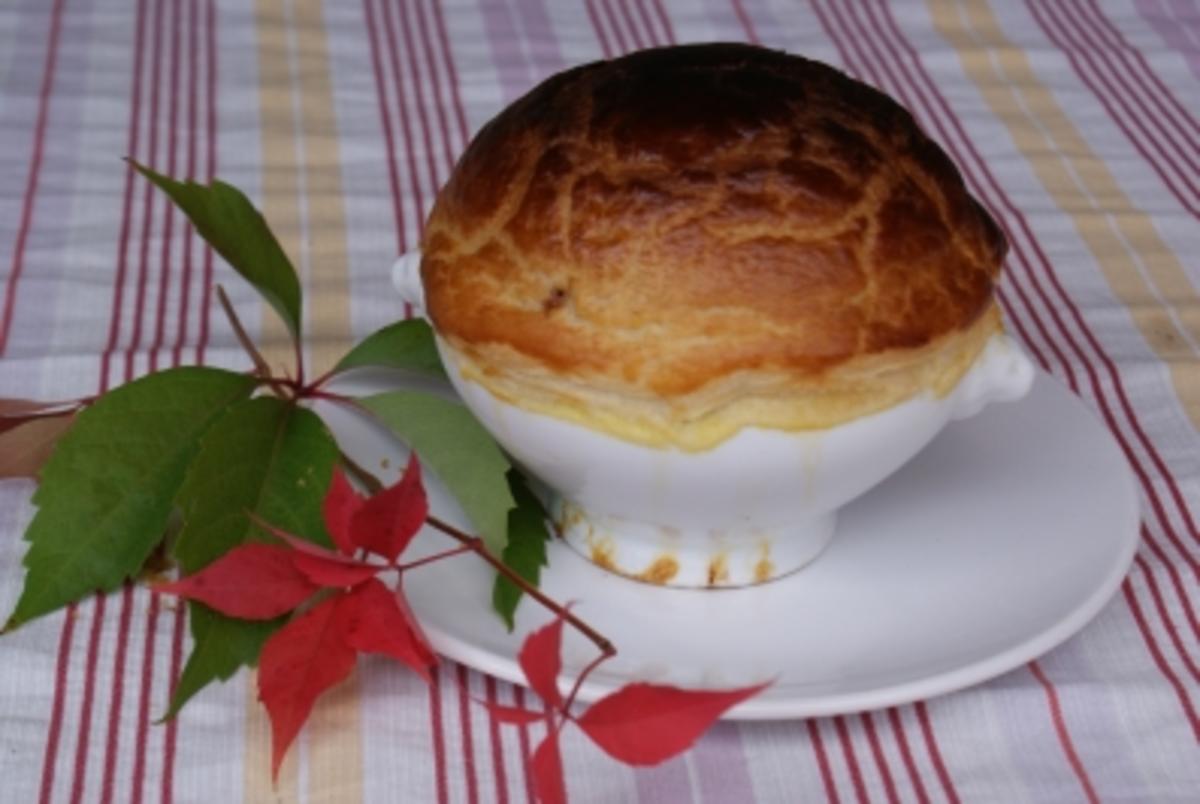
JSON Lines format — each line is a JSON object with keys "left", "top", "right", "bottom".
{"left": 561, "top": 649, "right": 615, "bottom": 718}
{"left": 338, "top": 450, "right": 384, "bottom": 495}
{"left": 425, "top": 515, "right": 616, "bottom": 658}
{"left": 216, "top": 285, "right": 292, "bottom": 399}
{"left": 397, "top": 544, "right": 473, "bottom": 572}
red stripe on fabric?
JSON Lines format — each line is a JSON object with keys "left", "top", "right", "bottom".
{"left": 1070, "top": 0, "right": 1200, "bottom": 162}
{"left": 512, "top": 686, "right": 536, "bottom": 804}
{"left": 832, "top": 0, "right": 1200, "bottom": 713}
{"left": 99, "top": 0, "right": 150, "bottom": 391}
{"left": 1081, "top": 0, "right": 1200, "bottom": 145}
{"left": 1029, "top": 0, "right": 1200, "bottom": 216}
{"left": 68, "top": 595, "right": 108, "bottom": 804}
{"left": 1029, "top": 661, "right": 1101, "bottom": 803}
{"left": 172, "top": 0, "right": 201, "bottom": 368}
{"left": 44, "top": 0, "right": 151, "bottom": 798}
{"left": 913, "top": 702, "right": 960, "bottom": 804}
{"left": 161, "top": 602, "right": 186, "bottom": 804}
{"left": 379, "top": 0, "right": 429, "bottom": 237}
{"left": 38, "top": 605, "right": 78, "bottom": 804}
{"left": 165, "top": 3, "right": 218, "bottom": 794}
{"left": 886, "top": 709, "right": 930, "bottom": 804}
{"left": 484, "top": 677, "right": 511, "bottom": 804}
{"left": 99, "top": 585, "right": 135, "bottom": 804}
{"left": 629, "top": 0, "right": 658, "bottom": 48}
{"left": 147, "top": 0, "right": 184, "bottom": 374}
{"left": 427, "top": 0, "right": 471, "bottom": 148}
{"left": 393, "top": 0, "right": 442, "bottom": 195}
{"left": 613, "top": 0, "right": 647, "bottom": 49}
{"left": 430, "top": 665, "right": 450, "bottom": 804}
{"left": 412, "top": 0, "right": 458, "bottom": 175}
{"left": 1141, "top": 525, "right": 1200, "bottom": 646}
{"left": 362, "top": 0, "right": 407, "bottom": 254}
{"left": 129, "top": 593, "right": 161, "bottom": 804}
{"left": 583, "top": 0, "right": 614, "bottom": 58}
{"left": 457, "top": 664, "right": 481, "bottom": 804}
{"left": 860, "top": 713, "right": 900, "bottom": 804}
{"left": 833, "top": 717, "right": 871, "bottom": 804}
{"left": 729, "top": 0, "right": 760, "bottom": 43}
{"left": 648, "top": 0, "right": 675, "bottom": 44}
{"left": 195, "top": 0, "right": 218, "bottom": 366}
{"left": 0, "top": 0, "right": 66, "bottom": 356}
{"left": 1135, "top": 552, "right": 1200, "bottom": 683}
{"left": 597, "top": 0, "right": 631, "bottom": 53}
{"left": 807, "top": 720, "right": 841, "bottom": 804}
{"left": 122, "top": 0, "right": 167, "bottom": 384}
{"left": 1122, "top": 578, "right": 1200, "bottom": 740}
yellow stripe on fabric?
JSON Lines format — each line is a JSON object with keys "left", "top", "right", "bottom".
{"left": 927, "top": 0, "right": 1200, "bottom": 426}
{"left": 248, "top": 0, "right": 362, "bottom": 801}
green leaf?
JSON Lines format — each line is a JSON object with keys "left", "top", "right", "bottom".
{"left": 130, "top": 160, "right": 303, "bottom": 341}
{"left": 360, "top": 391, "right": 514, "bottom": 557}
{"left": 4, "top": 368, "right": 256, "bottom": 631}
{"left": 492, "top": 470, "right": 551, "bottom": 630}
{"left": 163, "top": 606, "right": 278, "bottom": 721}
{"left": 165, "top": 396, "right": 339, "bottom": 715}
{"left": 332, "top": 319, "right": 446, "bottom": 378}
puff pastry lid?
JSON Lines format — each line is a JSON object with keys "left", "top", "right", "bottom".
{"left": 420, "top": 43, "right": 1007, "bottom": 450}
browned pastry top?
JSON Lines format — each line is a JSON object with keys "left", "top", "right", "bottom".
{"left": 419, "top": 43, "right": 1006, "bottom": 448}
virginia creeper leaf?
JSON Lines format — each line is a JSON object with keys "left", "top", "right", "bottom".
{"left": 322, "top": 469, "right": 360, "bottom": 555}
{"left": 249, "top": 512, "right": 369, "bottom": 566}
{"left": 4, "top": 367, "right": 255, "bottom": 630}
{"left": 574, "top": 681, "right": 771, "bottom": 765}
{"left": 532, "top": 733, "right": 567, "bottom": 804}
{"left": 167, "top": 397, "right": 338, "bottom": 715}
{"left": 349, "top": 454, "right": 428, "bottom": 562}
{"left": 493, "top": 470, "right": 551, "bottom": 629}
{"left": 258, "top": 593, "right": 357, "bottom": 780}
{"left": 519, "top": 613, "right": 565, "bottom": 708}
{"left": 360, "top": 391, "right": 514, "bottom": 557}
{"left": 335, "top": 578, "right": 436, "bottom": 681}
{"left": 130, "top": 160, "right": 303, "bottom": 340}
{"left": 156, "top": 544, "right": 318, "bottom": 619}
{"left": 331, "top": 319, "right": 446, "bottom": 378}
{"left": 0, "top": 412, "right": 76, "bottom": 479}
{"left": 290, "top": 552, "right": 382, "bottom": 588}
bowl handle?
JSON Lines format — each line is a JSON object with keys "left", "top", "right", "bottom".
{"left": 392, "top": 251, "right": 427, "bottom": 315}
{"left": 950, "top": 334, "right": 1036, "bottom": 421}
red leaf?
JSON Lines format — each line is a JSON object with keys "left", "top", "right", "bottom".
{"left": 349, "top": 454, "right": 428, "bottom": 562}
{"left": 154, "top": 544, "right": 318, "bottom": 619}
{"left": 322, "top": 468, "right": 361, "bottom": 555}
{"left": 290, "top": 552, "right": 382, "bottom": 588}
{"left": 532, "top": 732, "right": 567, "bottom": 804}
{"left": 334, "top": 578, "right": 436, "bottom": 681}
{"left": 258, "top": 594, "right": 357, "bottom": 780}
{"left": 575, "top": 681, "right": 770, "bottom": 765}
{"left": 480, "top": 701, "right": 545, "bottom": 726}
{"left": 518, "top": 613, "right": 565, "bottom": 708}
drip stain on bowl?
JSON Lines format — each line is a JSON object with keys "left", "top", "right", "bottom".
{"left": 707, "top": 553, "right": 730, "bottom": 586}
{"left": 754, "top": 541, "right": 774, "bottom": 583}
{"left": 637, "top": 555, "right": 680, "bottom": 585}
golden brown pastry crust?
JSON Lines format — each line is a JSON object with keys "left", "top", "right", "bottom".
{"left": 421, "top": 43, "right": 1007, "bottom": 448}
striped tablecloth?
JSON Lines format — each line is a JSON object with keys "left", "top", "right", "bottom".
{"left": 2, "top": 1, "right": 1199, "bottom": 801}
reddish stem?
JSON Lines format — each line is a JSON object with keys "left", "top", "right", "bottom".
{"left": 424, "top": 515, "right": 615, "bottom": 657}
{"left": 397, "top": 544, "right": 473, "bottom": 572}
{"left": 560, "top": 649, "right": 616, "bottom": 719}
{"left": 215, "top": 285, "right": 292, "bottom": 399}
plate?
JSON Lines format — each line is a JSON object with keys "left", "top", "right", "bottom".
{"left": 323, "top": 372, "right": 1139, "bottom": 718}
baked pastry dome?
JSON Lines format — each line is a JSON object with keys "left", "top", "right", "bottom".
{"left": 420, "top": 43, "right": 1007, "bottom": 451}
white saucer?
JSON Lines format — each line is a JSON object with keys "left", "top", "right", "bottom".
{"left": 326, "top": 372, "right": 1139, "bottom": 718}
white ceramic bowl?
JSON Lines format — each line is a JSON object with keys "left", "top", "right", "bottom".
{"left": 394, "top": 253, "right": 1035, "bottom": 587}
